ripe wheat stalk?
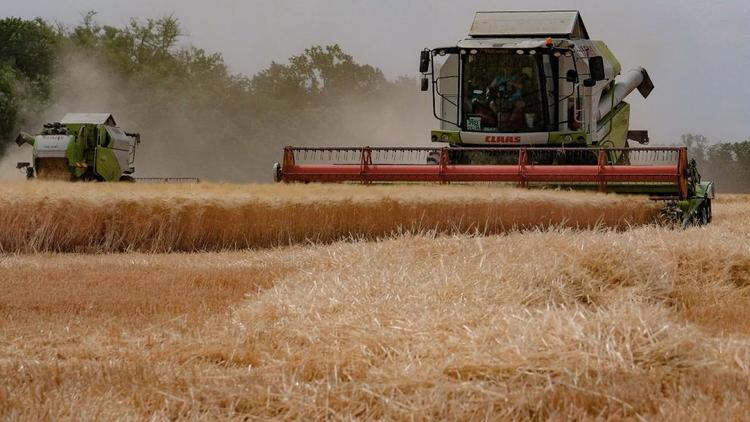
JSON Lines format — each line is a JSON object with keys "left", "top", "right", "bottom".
{"left": 0, "top": 182, "right": 661, "bottom": 253}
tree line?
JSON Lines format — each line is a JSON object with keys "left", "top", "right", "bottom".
{"left": 682, "top": 134, "right": 750, "bottom": 193}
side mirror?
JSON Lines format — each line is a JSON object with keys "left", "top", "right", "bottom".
{"left": 588, "top": 56, "right": 606, "bottom": 81}
{"left": 419, "top": 50, "right": 431, "bottom": 73}
{"left": 420, "top": 77, "right": 429, "bottom": 92}
{"left": 565, "top": 69, "right": 578, "bottom": 83}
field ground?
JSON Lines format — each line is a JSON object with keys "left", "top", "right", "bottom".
{"left": 1, "top": 185, "right": 749, "bottom": 419}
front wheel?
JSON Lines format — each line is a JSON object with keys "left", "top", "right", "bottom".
{"left": 701, "top": 198, "right": 712, "bottom": 225}
{"left": 273, "top": 163, "right": 282, "bottom": 182}
{"left": 691, "top": 198, "right": 712, "bottom": 226}
{"left": 119, "top": 175, "right": 136, "bottom": 183}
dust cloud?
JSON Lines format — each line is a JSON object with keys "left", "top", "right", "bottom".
{"left": 0, "top": 149, "right": 27, "bottom": 181}
{"left": 0, "top": 50, "right": 434, "bottom": 182}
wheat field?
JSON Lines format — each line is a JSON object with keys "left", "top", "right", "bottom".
{"left": 0, "top": 182, "right": 661, "bottom": 253}
{"left": 1, "top": 183, "right": 749, "bottom": 420}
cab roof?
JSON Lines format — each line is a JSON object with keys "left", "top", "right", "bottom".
{"left": 60, "top": 113, "right": 117, "bottom": 126}
{"left": 469, "top": 10, "right": 590, "bottom": 40}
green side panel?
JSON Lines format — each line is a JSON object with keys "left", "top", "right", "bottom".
{"left": 65, "top": 134, "right": 87, "bottom": 178}
{"left": 63, "top": 123, "right": 100, "bottom": 178}
{"left": 593, "top": 41, "right": 622, "bottom": 76}
{"left": 95, "top": 147, "right": 122, "bottom": 181}
{"left": 98, "top": 126, "right": 109, "bottom": 147}
{"left": 547, "top": 131, "right": 590, "bottom": 145}
{"left": 431, "top": 130, "right": 462, "bottom": 144}
{"left": 63, "top": 123, "right": 82, "bottom": 135}
{"left": 598, "top": 102, "right": 630, "bottom": 149}
{"left": 695, "top": 181, "right": 714, "bottom": 199}
{"left": 611, "top": 103, "right": 630, "bottom": 149}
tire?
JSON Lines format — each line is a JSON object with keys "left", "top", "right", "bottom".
{"left": 705, "top": 198, "right": 712, "bottom": 224}
{"left": 119, "top": 175, "right": 136, "bottom": 183}
{"left": 273, "top": 162, "right": 283, "bottom": 182}
{"left": 693, "top": 199, "right": 711, "bottom": 226}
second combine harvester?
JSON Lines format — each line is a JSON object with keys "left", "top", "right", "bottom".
{"left": 274, "top": 10, "right": 714, "bottom": 225}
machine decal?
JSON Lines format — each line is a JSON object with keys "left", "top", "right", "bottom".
{"left": 485, "top": 136, "right": 522, "bottom": 144}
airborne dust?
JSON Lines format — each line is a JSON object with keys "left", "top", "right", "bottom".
{"left": 0, "top": 50, "right": 433, "bottom": 182}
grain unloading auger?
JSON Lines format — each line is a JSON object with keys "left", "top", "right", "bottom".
{"left": 274, "top": 10, "right": 714, "bottom": 225}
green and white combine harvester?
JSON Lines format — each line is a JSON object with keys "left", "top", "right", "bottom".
{"left": 274, "top": 10, "right": 714, "bottom": 225}
{"left": 15, "top": 113, "right": 140, "bottom": 182}
{"left": 15, "top": 113, "right": 198, "bottom": 183}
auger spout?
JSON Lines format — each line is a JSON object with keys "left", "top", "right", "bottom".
{"left": 598, "top": 67, "right": 653, "bottom": 121}
{"left": 14, "top": 132, "right": 35, "bottom": 147}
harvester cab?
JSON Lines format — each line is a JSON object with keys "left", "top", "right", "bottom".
{"left": 273, "top": 10, "right": 714, "bottom": 226}
{"left": 422, "top": 10, "right": 653, "bottom": 152}
{"left": 16, "top": 113, "right": 141, "bottom": 182}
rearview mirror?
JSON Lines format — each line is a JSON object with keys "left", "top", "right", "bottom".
{"left": 588, "top": 56, "right": 606, "bottom": 81}
{"left": 419, "top": 50, "right": 431, "bottom": 73}
{"left": 420, "top": 77, "right": 430, "bottom": 92}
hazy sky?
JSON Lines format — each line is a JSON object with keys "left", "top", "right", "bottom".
{"left": 3, "top": 0, "right": 750, "bottom": 143}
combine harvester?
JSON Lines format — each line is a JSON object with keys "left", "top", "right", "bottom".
{"left": 15, "top": 113, "right": 198, "bottom": 183}
{"left": 274, "top": 11, "right": 714, "bottom": 226}
{"left": 16, "top": 113, "right": 141, "bottom": 182}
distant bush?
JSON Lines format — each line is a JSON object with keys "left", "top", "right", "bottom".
{"left": 682, "top": 134, "right": 750, "bottom": 193}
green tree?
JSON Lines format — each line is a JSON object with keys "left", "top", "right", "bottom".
{"left": 251, "top": 45, "right": 386, "bottom": 102}
{"left": 70, "top": 13, "right": 185, "bottom": 77}
{"left": 0, "top": 17, "right": 58, "bottom": 153}
{"left": 0, "top": 66, "right": 19, "bottom": 146}
{"left": 0, "top": 17, "right": 57, "bottom": 87}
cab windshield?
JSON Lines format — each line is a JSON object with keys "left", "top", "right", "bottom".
{"left": 462, "top": 50, "right": 553, "bottom": 133}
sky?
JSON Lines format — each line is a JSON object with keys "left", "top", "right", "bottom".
{"left": 2, "top": 0, "right": 750, "bottom": 143}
